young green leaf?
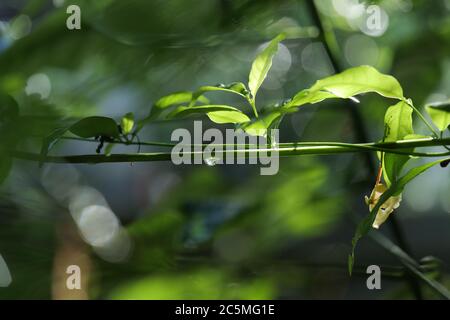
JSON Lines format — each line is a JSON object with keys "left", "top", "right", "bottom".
{"left": 383, "top": 101, "right": 414, "bottom": 186}
{"left": 196, "top": 82, "right": 248, "bottom": 98}
{"left": 287, "top": 65, "right": 405, "bottom": 109}
{"left": 104, "top": 143, "right": 115, "bottom": 156}
{"left": 207, "top": 110, "right": 250, "bottom": 124}
{"left": 349, "top": 157, "right": 450, "bottom": 275}
{"left": 149, "top": 91, "right": 210, "bottom": 118}
{"left": 426, "top": 101, "right": 450, "bottom": 131}
{"left": 121, "top": 112, "right": 135, "bottom": 135}
{"left": 166, "top": 105, "right": 245, "bottom": 120}
{"left": 240, "top": 110, "right": 283, "bottom": 137}
{"left": 155, "top": 91, "right": 209, "bottom": 109}
{"left": 69, "top": 116, "right": 120, "bottom": 138}
{"left": 39, "top": 127, "right": 69, "bottom": 167}
{"left": 248, "top": 33, "right": 285, "bottom": 100}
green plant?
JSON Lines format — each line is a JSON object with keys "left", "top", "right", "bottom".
{"left": 2, "top": 34, "right": 450, "bottom": 288}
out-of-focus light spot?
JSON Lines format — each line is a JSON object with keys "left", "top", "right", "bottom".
{"left": 76, "top": 205, "right": 120, "bottom": 247}
{"left": 404, "top": 169, "right": 440, "bottom": 213}
{"left": 0, "top": 254, "right": 12, "bottom": 287}
{"left": 425, "top": 93, "right": 448, "bottom": 105}
{"left": 68, "top": 186, "right": 132, "bottom": 263}
{"left": 344, "top": 35, "right": 379, "bottom": 66}
{"left": 25, "top": 73, "right": 52, "bottom": 99}
{"left": 270, "top": 43, "right": 292, "bottom": 73}
{"left": 359, "top": 5, "right": 389, "bottom": 37}
{"left": 315, "top": 0, "right": 339, "bottom": 17}
{"left": 398, "top": 0, "right": 413, "bottom": 12}
{"left": 68, "top": 186, "right": 109, "bottom": 220}
{"left": 0, "top": 21, "right": 7, "bottom": 35}
{"left": 332, "top": 0, "right": 365, "bottom": 19}
{"left": 445, "top": 0, "right": 450, "bottom": 11}
{"left": 42, "top": 164, "right": 81, "bottom": 204}
{"left": 8, "top": 14, "right": 32, "bottom": 40}
{"left": 93, "top": 229, "right": 132, "bottom": 263}
{"left": 301, "top": 42, "right": 334, "bottom": 77}
{"left": 257, "top": 42, "right": 291, "bottom": 90}
{"left": 53, "top": 0, "right": 65, "bottom": 7}
{"left": 266, "top": 17, "right": 318, "bottom": 38}
{"left": 262, "top": 76, "right": 284, "bottom": 90}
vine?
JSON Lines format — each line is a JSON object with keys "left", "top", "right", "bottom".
{"left": 2, "top": 34, "right": 450, "bottom": 287}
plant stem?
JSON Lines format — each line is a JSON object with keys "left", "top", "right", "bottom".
{"left": 13, "top": 137, "right": 450, "bottom": 164}
{"left": 405, "top": 99, "right": 439, "bottom": 138}
{"left": 307, "top": 0, "right": 425, "bottom": 299}
{"left": 247, "top": 97, "right": 259, "bottom": 118}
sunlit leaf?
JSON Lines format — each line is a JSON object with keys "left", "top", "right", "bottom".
{"left": 248, "top": 33, "right": 285, "bottom": 99}
{"left": 121, "top": 112, "right": 134, "bottom": 134}
{"left": 287, "top": 65, "right": 405, "bottom": 109}
{"left": 426, "top": 101, "right": 450, "bottom": 131}
{"left": 197, "top": 82, "right": 248, "bottom": 98}
{"left": 69, "top": 116, "right": 119, "bottom": 138}
{"left": 383, "top": 101, "right": 414, "bottom": 186}
{"left": 146, "top": 91, "right": 210, "bottom": 122}
{"left": 349, "top": 157, "right": 450, "bottom": 275}
{"left": 207, "top": 110, "right": 250, "bottom": 124}
{"left": 166, "top": 104, "right": 245, "bottom": 120}
{"left": 155, "top": 91, "right": 207, "bottom": 109}
{"left": 241, "top": 110, "right": 283, "bottom": 137}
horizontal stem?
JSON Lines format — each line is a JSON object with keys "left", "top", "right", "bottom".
{"left": 12, "top": 137, "right": 450, "bottom": 164}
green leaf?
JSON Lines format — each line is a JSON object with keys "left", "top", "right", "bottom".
{"left": 426, "top": 101, "right": 450, "bottom": 131}
{"left": 207, "top": 110, "right": 250, "bottom": 124}
{"left": 148, "top": 91, "right": 210, "bottom": 119}
{"left": 39, "top": 127, "right": 69, "bottom": 167}
{"left": 287, "top": 65, "right": 405, "bottom": 109}
{"left": 248, "top": 33, "right": 285, "bottom": 99}
{"left": 104, "top": 143, "right": 115, "bottom": 156}
{"left": 155, "top": 91, "right": 208, "bottom": 110}
{"left": 241, "top": 110, "right": 283, "bottom": 137}
{"left": 197, "top": 82, "right": 248, "bottom": 98}
{"left": 69, "top": 116, "right": 120, "bottom": 138}
{"left": 383, "top": 101, "right": 414, "bottom": 186}
{"left": 349, "top": 157, "right": 450, "bottom": 275}
{"left": 166, "top": 105, "right": 245, "bottom": 120}
{"left": 121, "top": 112, "right": 134, "bottom": 134}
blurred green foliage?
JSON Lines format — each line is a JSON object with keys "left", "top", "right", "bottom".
{"left": 1, "top": 0, "right": 450, "bottom": 299}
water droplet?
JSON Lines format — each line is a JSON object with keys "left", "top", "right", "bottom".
{"left": 204, "top": 157, "right": 220, "bottom": 166}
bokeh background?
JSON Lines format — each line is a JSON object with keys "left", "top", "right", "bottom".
{"left": 0, "top": 0, "right": 450, "bottom": 299}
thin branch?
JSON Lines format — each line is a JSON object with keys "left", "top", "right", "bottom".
{"left": 12, "top": 137, "right": 450, "bottom": 164}
{"left": 371, "top": 232, "right": 450, "bottom": 300}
